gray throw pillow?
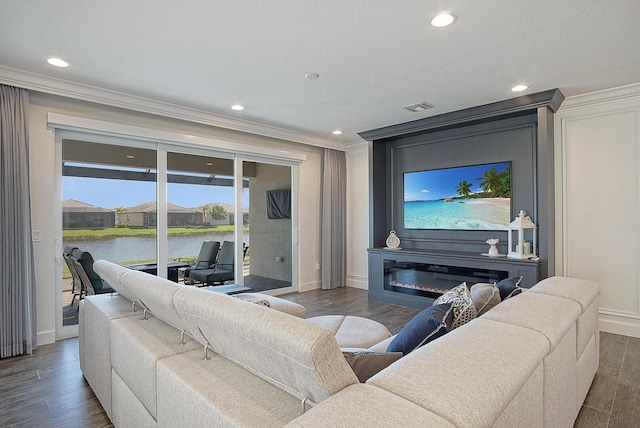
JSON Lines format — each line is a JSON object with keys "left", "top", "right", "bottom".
{"left": 342, "top": 351, "right": 403, "bottom": 382}
{"left": 470, "top": 282, "right": 501, "bottom": 316}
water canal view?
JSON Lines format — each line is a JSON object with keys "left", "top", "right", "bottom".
{"left": 64, "top": 231, "right": 250, "bottom": 264}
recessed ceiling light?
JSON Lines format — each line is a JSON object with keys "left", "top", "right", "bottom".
{"left": 231, "top": 104, "right": 244, "bottom": 111}
{"left": 431, "top": 12, "right": 457, "bottom": 28}
{"left": 47, "top": 57, "right": 69, "bottom": 67}
{"left": 305, "top": 72, "right": 320, "bottom": 80}
{"left": 206, "top": 162, "right": 213, "bottom": 166}
{"left": 332, "top": 130, "right": 343, "bottom": 135}
{"left": 511, "top": 84, "right": 529, "bottom": 92}
{"left": 126, "top": 155, "right": 135, "bottom": 159}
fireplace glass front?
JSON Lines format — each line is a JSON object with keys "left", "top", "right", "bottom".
{"left": 383, "top": 259, "right": 509, "bottom": 299}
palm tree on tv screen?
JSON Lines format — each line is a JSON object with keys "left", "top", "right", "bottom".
{"left": 455, "top": 180, "right": 473, "bottom": 198}
{"left": 477, "top": 166, "right": 510, "bottom": 197}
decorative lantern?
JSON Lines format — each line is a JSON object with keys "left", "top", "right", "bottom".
{"left": 507, "top": 210, "right": 537, "bottom": 259}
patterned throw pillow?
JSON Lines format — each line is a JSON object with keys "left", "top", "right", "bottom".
{"left": 234, "top": 296, "right": 271, "bottom": 307}
{"left": 470, "top": 282, "right": 501, "bottom": 316}
{"left": 497, "top": 276, "right": 523, "bottom": 300}
{"left": 433, "top": 282, "right": 477, "bottom": 329}
{"left": 386, "top": 302, "right": 454, "bottom": 356}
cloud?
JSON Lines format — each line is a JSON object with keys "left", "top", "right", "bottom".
{"left": 421, "top": 189, "right": 429, "bottom": 193}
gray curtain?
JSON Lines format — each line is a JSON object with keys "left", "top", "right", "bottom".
{"left": 1, "top": 84, "right": 37, "bottom": 358}
{"left": 321, "top": 149, "right": 347, "bottom": 290}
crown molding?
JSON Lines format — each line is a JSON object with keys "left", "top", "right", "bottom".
{"left": 559, "top": 82, "right": 640, "bottom": 111}
{"left": 346, "top": 140, "right": 368, "bottom": 157}
{"left": 359, "top": 89, "right": 564, "bottom": 141}
{"left": 0, "top": 65, "right": 347, "bottom": 152}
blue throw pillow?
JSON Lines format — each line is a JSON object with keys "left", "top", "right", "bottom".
{"left": 386, "top": 302, "right": 454, "bottom": 356}
{"left": 497, "top": 276, "right": 523, "bottom": 300}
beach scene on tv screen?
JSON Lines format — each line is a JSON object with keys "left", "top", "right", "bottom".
{"left": 404, "top": 162, "right": 511, "bottom": 231}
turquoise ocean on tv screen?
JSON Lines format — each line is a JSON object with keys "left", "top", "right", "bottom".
{"left": 404, "top": 199, "right": 510, "bottom": 230}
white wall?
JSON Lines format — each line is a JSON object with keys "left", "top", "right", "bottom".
{"left": 346, "top": 141, "right": 370, "bottom": 289}
{"left": 28, "top": 92, "right": 325, "bottom": 344}
{"left": 555, "top": 83, "right": 640, "bottom": 338}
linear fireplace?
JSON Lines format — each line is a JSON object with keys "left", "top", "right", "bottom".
{"left": 369, "top": 248, "right": 540, "bottom": 309}
{"left": 383, "top": 259, "right": 509, "bottom": 299}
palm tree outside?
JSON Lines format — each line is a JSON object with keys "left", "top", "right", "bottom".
{"left": 200, "top": 204, "right": 213, "bottom": 225}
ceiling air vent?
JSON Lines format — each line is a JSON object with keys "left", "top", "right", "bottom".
{"left": 402, "top": 102, "right": 434, "bottom": 113}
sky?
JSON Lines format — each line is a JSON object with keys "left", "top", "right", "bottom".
{"left": 63, "top": 176, "right": 249, "bottom": 209}
{"left": 404, "top": 162, "right": 510, "bottom": 202}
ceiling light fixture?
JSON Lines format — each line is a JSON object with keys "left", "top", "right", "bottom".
{"left": 231, "top": 104, "right": 244, "bottom": 111}
{"left": 126, "top": 155, "right": 135, "bottom": 159}
{"left": 403, "top": 101, "right": 434, "bottom": 113}
{"left": 206, "top": 162, "right": 213, "bottom": 166}
{"left": 47, "top": 57, "right": 69, "bottom": 67}
{"left": 332, "top": 130, "right": 343, "bottom": 135}
{"left": 431, "top": 12, "right": 457, "bottom": 28}
{"left": 511, "top": 84, "right": 529, "bottom": 92}
{"left": 305, "top": 72, "right": 320, "bottom": 80}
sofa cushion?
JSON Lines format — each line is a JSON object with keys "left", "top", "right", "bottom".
{"left": 342, "top": 351, "right": 403, "bottom": 382}
{"left": 79, "top": 294, "right": 138, "bottom": 419}
{"left": 433, "top": 283, "right": 476, "bottom": 329}
{"left": 93, "top": 260, "right": 134, "bottom": 302}
{"left": 110, "top": 316, "right": 201, "bottom": 418}
{"left": 173, "top": 287, "right": 359, "bottom": 404}
{"left": 367, "top": 318, "right": 549, "bottom": 428}
{"left": 285, "top": 384, "right": 456, "bottom": 427}
{"left": 482, "top": 291, "right": 581, "bottom": 351}
{"left": 497, "top": 276, "right": 523, "bottom": 300}
{"left": 386, "top": 302, "right": 454, "bottom": 356}
{"left": 529, "top": 276, "right": 600, "bottom": 359}
{"left": 120, "top": 269, "right": 186, "bottom": 334}
{"left": 157, "top": 349, "right": 303, "bottom": 427}
{"left": 471, "top": 282, "right": 501, "bottom": 316}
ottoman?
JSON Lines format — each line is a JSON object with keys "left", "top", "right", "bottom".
{"left": 306, "top": 315, "right": 392, "bottom": 348}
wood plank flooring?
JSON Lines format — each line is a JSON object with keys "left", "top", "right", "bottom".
{"left": 1, "top": 287, "right": 638, "bottom": 427}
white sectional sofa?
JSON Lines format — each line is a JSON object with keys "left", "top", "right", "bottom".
{"left": 80, "top": 260, "right": 599, "bottom": 427}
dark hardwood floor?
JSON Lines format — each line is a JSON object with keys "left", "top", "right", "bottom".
{"left": 1, "top": 287, "right": 638, "bottom": 427}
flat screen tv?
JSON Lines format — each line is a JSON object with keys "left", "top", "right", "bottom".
{"left": 266, "top": 188, "right": 291, "bottom": 219}
{"left": 404, "top": 161, "right": 511, "bottom": 231}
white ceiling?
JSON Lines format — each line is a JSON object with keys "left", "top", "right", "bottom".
{"left": 1, "top": 1, "right": 639, "bottom": 149}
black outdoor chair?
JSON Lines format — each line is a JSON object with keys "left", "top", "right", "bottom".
{"left": 182, "top": 241, "right": 220, "bottom": 284}
{"left": 71, "top": 249, "right": 113, "bottom": 296}
{"left": 189, "top": 241, "right": 235, "bottom": 285}
{"left": 63, "top": 246, "right": 84, "bottom": 303}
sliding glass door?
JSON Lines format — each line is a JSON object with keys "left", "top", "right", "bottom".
{"left": 243, "top": 161, "right": 293, "bottom": 291}
{"left": 61, "top": 140, "right": 157, "bottom": 326}
{"left": 166, "top": 151, "right": 245, "bottom": 284}
{"left": 54, "top": 123, "right": 299, "bottom": 338}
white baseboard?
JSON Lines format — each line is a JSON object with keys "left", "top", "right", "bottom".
{"left": 346, "top": 273, "right": 368, "bottom": 290}
{"left": 299, "top": 280, "right": 321, "bottom": 293}
{"left": 599, "top": 311, "right": 640, "bottom": 338}
{"left": 37, "top": 329, "right": 56, "bottom": 346}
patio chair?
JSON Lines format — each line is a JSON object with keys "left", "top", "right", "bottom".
{"left": 63, "top": 246, "right": 83, "bottom": 303}
{"left": 71, "top": 249, "right": 113, "bottom": 296}
{"left": 182, "top": 241, "right": 220, "bottom": 284}
{"left": 188, "top": 241, "right": 235, "bottom": 285}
